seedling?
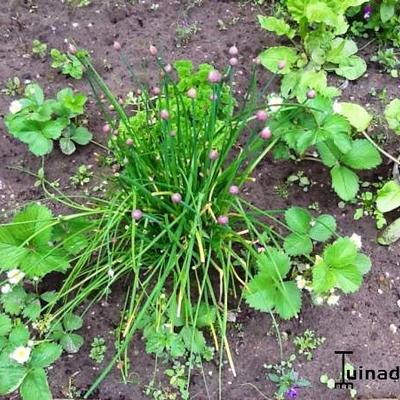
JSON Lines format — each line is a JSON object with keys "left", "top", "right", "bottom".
{"left": 293, "top": 329, "right": 325, "bottom": 361}
{"left": 32, "top": 39, "right": 47, "bottom": 59}
{"left": 2, "top": 77, "right": 22, "bottom": 96}
{"left": 90, "top": 337, "right": 107, "bottom": 364}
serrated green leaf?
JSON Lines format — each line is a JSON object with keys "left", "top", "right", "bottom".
{"left": 331, "top": 165, "right": 359, "bottom": 201}
{"left": 335, "top": 102, "right": 372, "bottom": 132}
{"left": 180, "top": 326, "right": 205, "bottom": 354}
{"left": 312, "top": 260, "right": 336, "bottom": 293}
{"left": 0, "top": 314, "right": 12, "bottom": 336}
{"left": 384, "top": 99, "right": 400, "bottom": 134}
{"left": 333, "top": 265, "right": 362, "bottom": 293}
{"left": 324, "top": 237, "right": 358, "bottom": 268}
{"left": 378, "top": 217, "right": 400, "bottom": 245}
{"left": 284, "top": 233, "right": 313, "bottom": 256}
{"left": 22, "top": 301, "right": 41, "bottom": 322}
{"left": 259, "top": 46, "right": 299, "bottom": 74}
{"left": 274, "top": 281, "right": 302, "bottom": 319}
{"left": 62, "top": 313, "right": 83, "bottom": 331}
{"left": 285, "top": 207, "right": 312, "bottom": 234}
{"left": 326, "top": 38, "right": 358, "bottom": 64}
{"left": 258, "top": 15, "right": 295, "bottom": 38}
{"left": 20, "top": 368, "right": 51, "bottom": 400}
{"left": 335, "top": 56, "right": 367, "bottom": 80}
{"left": 60, "top": 333, "right": 84, "bottom": 353}
{"left": 245, "top": 274, "right": 276, "bottom": 312}
{"left": 1, "top": 286, "right": 27, "bottom": 315}
{"left": 377, "top": 180, "right": 400, "bottom": 213}
{"left": 0, "top": 365, "right": 27, "bottom": 395}
{"left": 309, "top": 215, "right": 336, "bottom": 242}
{"left": 30, "top": 343, "right": 62, "bottom": 368}
{"left": 9, "top": 324, "right": 30, "bottom": 346}
{"left": 341, "top": 139, "right": 381, "bottom": 170}
{"left": 354, "top": 254, "right": 372, "bottom": 275}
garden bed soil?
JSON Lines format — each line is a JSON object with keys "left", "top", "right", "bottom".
{"left": 1, "top": 1, "right": 400, "bottom": 399}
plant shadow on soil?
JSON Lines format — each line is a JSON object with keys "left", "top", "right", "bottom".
{"left": 0, "top": 1, "right": 399, "bottom": 399}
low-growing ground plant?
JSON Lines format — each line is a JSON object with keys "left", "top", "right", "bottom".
{"left": 257, "top": 0, "right": 369, "bottom": 101}
{"left": 0, "top": 44, "right": 374, "bottom": 400}
{"left": 50, "top": 48, "right": 85, "bottom": 79}
{"left": 32, "top": 39, "right": 47, "bottom": 59}
{"left": 4, "top": 83, "right": 92, "bottom": 156}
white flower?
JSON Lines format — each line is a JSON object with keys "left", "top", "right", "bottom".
{"left": 7, "top": 269, "right": 25, "bottom": 285}
{"left": 327, "top": 294, "right": 340, "bottom": 306}
{"left": 10, "top": 346, "right": 31, "bottom": 364}
{"left": 295, "top": 275, "right": 306, "bottom": 290}
{"left": 314, "top": 296, "right": 324, "bottom": 305}
{"left": 268, "top": 95, "right": 283, "bottom": 113}
{"left": 107, "top": 269, "right": 114, "bottom": 278}
{"left": 9, "top": 100, "right": 23, "bottom": 114}
{"left": 390, "top": 324, "right": 397, "bottom": 334}
{"left": 1, "top": 284, "right": 12, "bottom": 294}
{"left": 333, "top": 101, "right": 342, "bottom": 114}
{"left": 350, "top": 233, "right": 362, "bottom": 249}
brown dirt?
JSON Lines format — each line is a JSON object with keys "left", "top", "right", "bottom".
{"left": 1, "top": 1, "right": 399, "bottom": 399}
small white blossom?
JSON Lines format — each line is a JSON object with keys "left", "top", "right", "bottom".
{"left": 295, "top": 275, "right": 306, "bottom": 290}
{"left": 327, "top": 294, "right": 340, "bottom": 306}
{"left": 107, "top": 269, "right": 114, "bottom": 278}
{"left": 268, "top": 95, "right": 283, "bottom": 113}
{"left": 333, "top": 101, "right": 342, "bottom": 114}
{"left": 7, "top": 269, "right": 25, "bottom": 285}
{"left": 350, "top": 233, "right": 362, "bottom": 249}
{"left": 314, "top": 296, "right": 324, "bottom": 305}
{"left": 9, "top": 100, "right": 23, "bottom": 114}
{"left": 10, "top": 346, "right": 31, "bottom": 364}
{"left": 1, "top": 284, "right": 12, "bottom": 294}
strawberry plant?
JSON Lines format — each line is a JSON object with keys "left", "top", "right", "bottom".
{"left": 269, "top": 96, "right": 381, "bottom": 200}
{"left": 258, "top": 0, "right": 369, "bottom": 101}
{"left": 4, "top": 84, "right": 92, "bottom": 156}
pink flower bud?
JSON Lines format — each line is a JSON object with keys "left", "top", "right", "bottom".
{"left": 187, "top": 88, "right": 197, "bottom": 99}
{"left": 229, "top": 45, "right": 239, "bottom": 56}
{"left": 149, "top": 45, "right": 158, "bottom": 56}
{"left": 136, "top": 89, "right": 142, "bottom": 96}
{"left": 259, "top": 127, "right": 272, "bottom": 140}
{"left": 126, "top": 138, "right": 134, "bottom": 146}
{"left": 229, "top": 185, "right": 239, "bottom": 195}
{"left": 229, "top": 57, "right": 238, "bottom": 66}
{"left": 68, "top": 43, "right": 77, "bottom": 54}
{"left": 132, "top": 209, "right": 143, "bottom": 221}
{"left": 113, "top": 41, "right": 122, "bottom": 50}
{"left": 208, "top": 70, "right": 222, "bottom": 84}
{"left": 152, "top": 86, "right": 161, "bottom": 95}
{"left": 169, "top": 130, "right": 176, "bottom": 137}
{"left": 171, "top": 193, "right": 182, "bottom": 203}
{"left": 278, "top": 60, "right": 286, "bottom": 70}
{"left": 217, "top": 215, "right": 229, "bottom": 225}
{"left": 164, "top": 64, "right": 172, "bottom": 73}
{"left": 102, "top": 124, "right": 111, "bottom": 134}
{"left": 307, "top": 89, "right": 316, "bottom": 99}
{"left": 160, "top": 109, "right": 170, "bottom": 120}
{"left": 256, "top": 110, "right": 268, "bottom": 122}
{"left": 209, "top": 149, "right": 219, "bottom": 161}
{"left": 209, "top": 93, "right": 218, "bottom": 101}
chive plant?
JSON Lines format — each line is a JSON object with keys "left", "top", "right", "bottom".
{"left": 1, "top": 49, "right": 331, "bottom": 398}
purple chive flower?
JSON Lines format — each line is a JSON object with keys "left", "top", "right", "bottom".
{"left": 229, "top": 185, "right": 239, "bottom": 195}
{"left": 259, "top": 127, "right": 272, "bottom": 140}
{"left": 363, "top": 4, "right": 373, "bottom": 19}
{"left": 229, "top": 57, "right": 238, "bottom": 66}
{"left": 208, "top": 70, "right": 222, "bottom": 84}
{"left": 217, "top": 215, "right": 229, "bottom": 225}
{"left": 160, "top": 109, "right": 170, "bottom": 120}
{"left": 256, "top": 110, "right": 268, "bottom": 122}
{"left": 152, "top": 86, "right": 161, "bottom": 95}
{"left": 171, "top": 193, "right": 182, "bottom": 203}
{"left": 286, "top": 386, "right": 299, "bottom": 399}
{"left": 187, "top": 88, "right": 197, "bottom": 99}
{"left": 278, "top": 60, "right": 286, "bottom": 70}
{"left": 307, "top": 89, "right": 316, "bottom": 99}
{"left": 209, "top": 149, "right": 219, "bottom": 160}
{"left": 229, "top": 45, "right": 239, "bottom": 56}
{"left": 132, "top": 209, "right": 143, "bottom": 221}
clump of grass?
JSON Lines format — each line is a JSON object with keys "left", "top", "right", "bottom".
{"left": 8, "top": 47, "right": 310, "bottom": 398}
